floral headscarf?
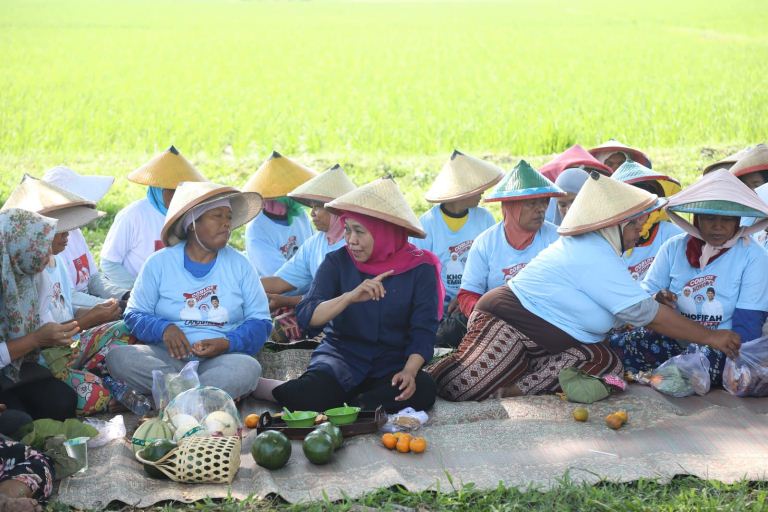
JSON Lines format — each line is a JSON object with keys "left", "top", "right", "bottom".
{"left": 0, "top": 209, "right": 57, "bottom": 382}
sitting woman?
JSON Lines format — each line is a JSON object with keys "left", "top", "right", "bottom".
{"left": 429, "top": 173, "right": 740, "bottom": 401}
{"left": 243, "top": 151, "right": 316, "bottom": 277}
{"left": 253, "top": 177, "right": 442, "bottom": 413}
{"left": 728, "top": 144, "right": 768, "bottom": 190}
{"left": 456, "top": 160, "right": 563, "bottom": 318}
{"left": 107, "top": 182, "right": 271, "bottom": 402}
{"left": 261, "top": 164, "right": 356, "bottom": 342}
{"left": 0, "top": 209, "right": 78, "bottom": 427}
{"left": 611, "top": 159, "right": 682, "bottom": 281}
{"left": 3, "top": 177, "right": 129, "bottom": 416}
{"left": 101, "top": 146, "right": 207, "bottom": 289}
{"left": 545, "top": 167, "right": 588, "bottom": 225}
{"left": 411, "top": 150, "right": 501, "bottom": 348}
{"left": 611, "top": 169, "right": 768, "bottom": 386}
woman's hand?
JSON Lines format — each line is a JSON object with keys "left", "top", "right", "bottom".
{"left": 34, "top": 321, "right": 80, "bottom": 348}
{"left": 267, "top": 293, "right": 302, "bottom": 312}
{"left": 190, "top": 338, "right": 230, "bottom": 358}
{"left": 346, "top": 270, "right": 394, "bottom": 304}
{"left": 163, "top": 324, "right": 192, "bottom": 359}
{"left": 392, "top": 369, "right": 417, "bottom": 401}
{"left": 446, "top": 297, "right": 459, "bottom": 315}
{"left": 78, "top": 299, "right": 122, "bottom": 329}
{"left": 705, "top": 330, "right": 741, "bottom": 359}
{"left": 654, "top": 289, "right": 677, "bottom": 308}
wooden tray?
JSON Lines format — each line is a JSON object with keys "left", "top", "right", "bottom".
{"left": 256, "top": 406, "right": 387, "bottom": 440}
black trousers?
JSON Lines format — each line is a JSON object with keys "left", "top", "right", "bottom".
{"left": 273, "top": 369, "right": 437, "bottom": 414}
{"left": 0, "top": 377, "right": 78, "bottom": 436}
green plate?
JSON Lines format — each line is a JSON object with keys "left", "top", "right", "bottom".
{"left": 324, "top": 405, "right": 361, "bottom": 425}
{"left": 282, "top": 410, "right": 318, "bottom": 428}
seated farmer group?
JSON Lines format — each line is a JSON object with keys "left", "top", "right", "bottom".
{"left": 3, "top": 141, "right": 768, "bottom": 431}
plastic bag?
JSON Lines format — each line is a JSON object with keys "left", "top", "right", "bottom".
{"left": 84, "top": 415, "right": 126, "bottom": 448}
{"left": 723, "top": 336, "right": 768, "bottom": 397}
{"left": 647, "top": 351, "right": 711, "bottom": 397}
{"left": 380, "top": 407, "right": 429, "bottom": 433}
{"left": 164, "top": 386, "right": 243, "bottom": 441}
{"left": 152, "top": 360, "right": 200, "bottom": 411}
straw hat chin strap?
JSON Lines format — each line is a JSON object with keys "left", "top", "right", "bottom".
{"left": 189, "top": 216, "right": 216, "bottom": 254}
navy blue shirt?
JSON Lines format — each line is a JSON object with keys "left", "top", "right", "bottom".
{"left": 296, "top": 248, "right": 439, "bottom": 391}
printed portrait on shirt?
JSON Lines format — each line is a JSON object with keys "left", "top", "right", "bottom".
{"left": 677, "top": 275, "right": 722, "bottom": 327}
{"left": 180, "top": 285, "right": 228, "bottom": 326}
{"left": 445, "top": 240, "right": 473, "bottom": 287}
{"left": 72, "top": 254, "right": 91, "bottom": 285}
{"left": 280, "top": 236, "right": 298, "bottom": 260}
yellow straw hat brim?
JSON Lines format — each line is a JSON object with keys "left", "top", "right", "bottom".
{"left": 288, "top": 164, "right": 356, "bottom": 207}
{"left": 325, "top": 176, "right": 426, "bottom": 238}
{"left": 162, "top": 182, "right": 263, "bottom": 247}
{"left": 128, "top": 146, "right": 207, "bottom": 189}
{"left": 425, "top": 150, "right": 505, "bottom": 203}
{"left": 242, "top": 151, "right": 318, "bottom": 200}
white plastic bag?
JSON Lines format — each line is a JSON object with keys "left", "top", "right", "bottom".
{"left": 84, "top": 415, "right": 126, "bottom": 448}
{"left": 152, "top": 360, "right": 200, "bottom": 411}
{"left": 164, "top": 386, "right": 243, "bottom": 441}
{"left": 648, "top": 351, "right": 711, "bottom": 397}
{"left": 723, "top": 336, "right": 768, "bottom": 397}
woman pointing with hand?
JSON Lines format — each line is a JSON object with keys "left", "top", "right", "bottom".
{"left": 254, "top": 177, "right": 443, "bottom": 412}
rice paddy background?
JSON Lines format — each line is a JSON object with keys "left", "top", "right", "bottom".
{"left": 1, "top": 0, "right": 767, "bottom": 250}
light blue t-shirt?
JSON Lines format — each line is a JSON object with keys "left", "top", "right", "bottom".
{"left": 127, "top": 243, "right": 271, "bottom": 345}
{"left": 751, "top": 229, "right": 768, "bottom": 250}
{"left": 245, "top": 211, "right": 313, "bottom": 277}
{"left": 641, "top": 234, "right": 768, "bottom": 331}
{"left": 624, "top": 221, "right": 683, "bottom": 281}
{"left": 38, "top": 254, "right": 75, "bottom": 324}
{"left": 275, "top": 231, "right": 345, "bottom": 295}
{"left": 460, "top": 221, "right": 559, "bottom": 295}
{"left": 410, "top": 205, "right": 496, "bottom": 305}
{"left": 509, "top": 233, "right": 652, "bottom": 343}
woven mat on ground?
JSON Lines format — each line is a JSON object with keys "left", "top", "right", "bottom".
{"left": 57, "top": 350, "right": 768, "bottom": 509}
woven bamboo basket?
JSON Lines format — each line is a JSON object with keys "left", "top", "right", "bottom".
{"left": 135, "top": 436, "right": 241, "bottom": 484}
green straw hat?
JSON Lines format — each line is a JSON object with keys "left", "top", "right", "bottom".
{"left": 484, "top": 160, "right": 565, "bottom": 202}
{"left": 612, "top": 159, "right": 681, "bottom": 197}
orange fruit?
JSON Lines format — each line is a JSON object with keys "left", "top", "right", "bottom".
{"left": 572, "top": 407, "right": 589, "bottom": 422}
{"left": 393, "top": 432, "right": 412, "bottom": 441}
{"left": 244, "top": 413, "right": 260, "bottom": 429}
{"left": 614, "top": 410, "right": 628, "bottom": 424}
{"left": 605, "top": 414, "right": 623, "bottom": 430}
{"left": 409, "top": 437, "right": 427, "bottom": 454}
{"left": 396, "top": 437, "right": 411, "bottom": 453}
{"left": 381, "top": 433, "right": 397, "bottom": 450}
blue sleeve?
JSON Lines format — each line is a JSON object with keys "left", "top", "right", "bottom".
{"left": 460, "top": 232, "right": 490, "bottom": 294}
{"left": 732, "top": 308, "right": 767, "bottom": 343}
{"left": 123, "top": 310, "right": 169, "bottom": 344}
{"left": 641, "top": 236, "right": 675, "bottom": 295}
{"left": 735, "top": 245, "right": 768, "bottom": 311}
{"left": 405, "top": 265, "right": 439, "bottom": 363}
{"left": 295, "top": 253, "right": 342, "bottom": 333}
{"left": 226, "top": 318, "right": 272, "bottom": 354}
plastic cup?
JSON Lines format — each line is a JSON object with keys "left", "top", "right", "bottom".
{"left": 63, "top": 437, "right": 89, "bottom": 473}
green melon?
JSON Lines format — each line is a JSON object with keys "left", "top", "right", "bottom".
{"left": 131, "top": 417, "right": 175, "bottom": 455}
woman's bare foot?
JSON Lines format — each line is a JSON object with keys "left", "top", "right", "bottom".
{"left": 0, "top": 483, "right": 42, "bottom": 512}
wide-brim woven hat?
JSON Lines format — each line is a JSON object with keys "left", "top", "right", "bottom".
{"left": 484, "top": 160, "right": 565, "bottom": 203}
{"left": 588, "top": 140, "right": 652, "bottom": 168}
{"left": 161, "top": 181, "right": 263, "bottom": 247}
{"left": 612, "top": 159, "right": 681, "bottom": 197}
{"left": 702, "top": 145, "right": 755, "bottom": 175}
{"left": 540, "top": 144, "right": 613, "bottom": 181}
{"left": 128, "top": 145, "right": 207, "bottom": 189}
{"left": 424, "top": 150, "right": 504, "bottom": 203}
{"left": 729, "top": 144, "right": 768, "bottom": 178}
{"left": 1, "top": 174, "right": 104, "bottom": 232}
{"left": 242, "top": 151, "right": 318, "bottom": 200}
{"left": 325, "top": 176, "right": 426, "bottom": 238}
{"left": 666, "top": 169, "right": 768, "bottom": 219}
{"left": 558, "top": 171, "right": 660, "bottom": 236}
{"left": 42, "top": 166, "right": 114, "bottom": 203}
{"left": 287, "top": 164, "right": 356, "bottom": 206}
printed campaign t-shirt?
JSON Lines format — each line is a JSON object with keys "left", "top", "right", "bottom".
{"left": 127, "top": 243, "right": 271, "bottom": 344}
{"left": 37, "top": 255, "right": 75, "bottom": 324}
{"left": 101, "top": 198, "right": 165, "bottom": 278}
{"left": 509, "top": 232, "right": 651, "bottom": 343}
{"left": 642, "top": 234, "right": 768, "bottom": 331}
{"left": 245, "top": 211, "right": 313, "bottom": 277}
{"left": 752, "top": 229, "right": 768, "bottom": 250}
{"left": 624, "top": 222, "right": 683, "bottom": 281}
{"left": 275, "top": 231, "right": 345, "bottom": 295}
{"left": 460, "top": 221, "right": 559, "bottom": 295}
{"left": 411, "top": 205, "right": 496, "bottom": 305}
{"left": 60, "top": 229, "right": 97, "bottom": 293}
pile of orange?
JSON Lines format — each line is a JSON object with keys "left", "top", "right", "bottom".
{"left": 381, "top": 432, "right": 427, "bottom": 454}
{"left": 605, "top": 410, "right": 628, "bottom": 430}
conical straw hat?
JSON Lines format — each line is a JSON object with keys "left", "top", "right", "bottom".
{"left": 702, "top": 145, "right": 755, "bottom": 175}
{"left": 287, "top": 164, "right": 356, "bottom": 206}
{"left": 588, "top": 140, "right": 652, "bottom": 168}
{"left": 242, "top": 151, "right": 318, "bottom": 200}
{"left": 1, "top": 174, "right": 104, "bottom": 232}
{"left": 729, "top": 144, "right": 768, "bottom": 178}
{"left": 325, "top": 176, "right": 426, "bottom": 238}
{"left": 558, "top": 171, "right": 659, "bottom": 236}
{"left": 484, "top": 160, "right": 565, "bottom": 202}
{"left": 612, "top": 159, "right": 681, "bottom": 197}
{"left": 42, "top": 166, "right": 114, "bottom": 203}
{"left": 666, "top": 169, "right": 768, "bottom": 219}
{"left": 424, "top": 150, "right": 504, "bottom": 203}
{"left": 162, "top": 182, "right": 263, "bottom": 247}
{"left": 128, "top": 145, "right": 207, "bottom": 189}
{"left": 540, "top": 144, "right": 612, "bottom": 181}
